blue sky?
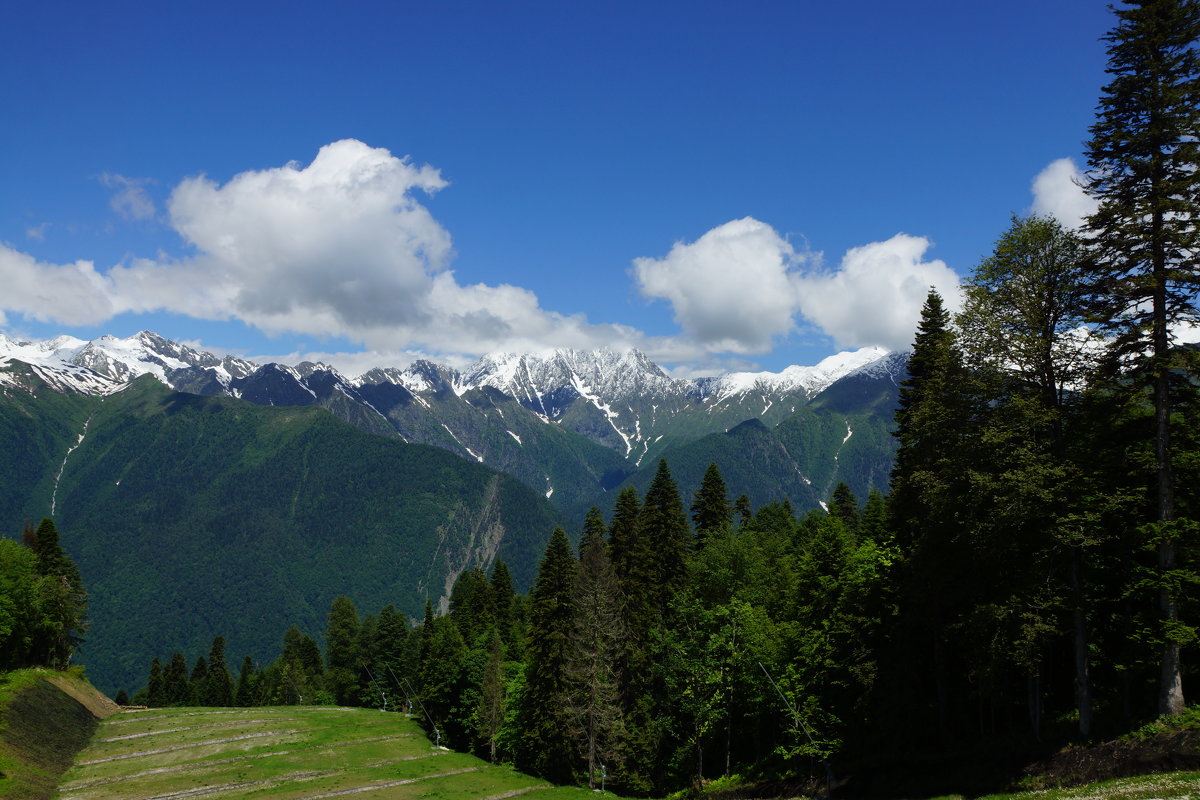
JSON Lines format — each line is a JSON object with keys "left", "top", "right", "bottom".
{"left": 1, "top": 1, "right": 1113, "bottom": 376}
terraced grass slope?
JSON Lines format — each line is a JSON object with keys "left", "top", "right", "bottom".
{"left": 59, "top": 705, "right": 603, "bottom": 800}
{"left": 0, "top": 669, "right": 120, "bottom": 800}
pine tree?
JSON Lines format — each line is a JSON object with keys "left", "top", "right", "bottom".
{"left": 517, "top": 527, "right": 578, "bottom": 781}
{"left": 164, "top": 652, "right": 190, "bottom": 705}
{"left": 691, "top": 463, "right": 733, "bottom": 547}
{"left": 189, "top": 656, "right": 209, "bottom": 705}
{"left": 885, "top": 288, "right": 980, "bottom": 745}
{"left": 569, "top": 528, "right": 628, "bottom": 788}
{"left": 476, "top": 628, "right": 505, "bottom": 762}
{"left": 147, "top": 657, "right": 165, "bottom": 707}
{"left": 449, "top": 566, "right": 493, "bottom": 644}
{"left": 235, "top": 656, "right": 257, "bottom": 707}
{"left": 734, "top": 495, "right": 753, "bottom": 528}
{"left": 642, "top": 459, "right": 692, "bottom": 614}
{"left": 579, "top": 506, "right": 607, "bottom": 558}
{"left": 207, "top": 636, "right": 234, "bottom": 707}
{"left": 326, "top": 595, "right": 362, "bottom": 706}
{"left": 828, "top": 482, "right": 860, "bottom": 534}
{"left": 1082, "top": 0, "right": 1200, "bottom": 717}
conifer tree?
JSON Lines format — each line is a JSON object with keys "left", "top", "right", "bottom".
{"left": 489, "top": 561, "right": 518, "bottom": 652}
{"left": 207, "top": 636, "right": 234, "bottom": 706}
{"left": 164, "top": 652, "right": 190, "bottom": 705}
{"left": 449, "top": 566, "right": 493, "bottom": 644}
{"left": 1083, "top": 0, "right": 1200, "bottom": 717}
{"left": 642, "top": 459, "right": 692, "bottom": 614}
{"left": 691, "top": 462, "right": 733, "bottom": 547}
{"left": 569, "top": 528, "right": 628, "bottom": 788}
{"left": 734, "top": 494, "right": 752, "bottom": 527}
{"left": 579, "top": 506, "right": 607, "bottom": 558}
{"left": 517, "top": 527, "right": 578, "bottom": 781}
{"left": 476, "top": 628, "right": 505, "bottom": 762}
{"left": 235, "top": 655, "right": 257, "bottom": 706}
{"left": 189, "top": 656, "right": 209, "bottom": 705}
{"left": 147, "top": 657, "right": 165, "bottom": 707}
{"left": 326, "top": 595, "right": 362, "bottom": 706}
{"left": 828, "top": 482, "right": 860, "bottom": 534}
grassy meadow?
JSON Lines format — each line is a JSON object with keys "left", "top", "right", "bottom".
{"left": 57, "top": 706, "right": 602, "bottom": 800}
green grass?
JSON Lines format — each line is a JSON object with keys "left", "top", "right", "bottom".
{"left": 972, "top": 770, "right": 1200, "bottom": 799}
{"left": 57, "top": 705, "right": 609, "bottom": 800}
{"left": 0, "top": 668, "right": 113, "bottom": 800}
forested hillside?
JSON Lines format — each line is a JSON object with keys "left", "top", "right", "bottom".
{"left": 0, "top": 369, "right": 562, "bottom": 694}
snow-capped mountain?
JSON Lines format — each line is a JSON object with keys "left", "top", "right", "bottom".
{"left": 0, "top": 330, "right": 904, "bottom": 512}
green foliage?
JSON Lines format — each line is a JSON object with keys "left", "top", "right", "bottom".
{"left": 0, "top": 377, "right": 563, "bottom": 694}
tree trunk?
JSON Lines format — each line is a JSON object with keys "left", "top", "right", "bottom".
{"left": 1070, "top": 549, "right": 1092, "bottom": 736}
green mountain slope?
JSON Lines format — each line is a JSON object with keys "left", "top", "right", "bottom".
{"left": 0, "top": 367, "right": 562, "bottom": 695}
{"left": 588, "top": 371, "right": 900, "bottom": 518}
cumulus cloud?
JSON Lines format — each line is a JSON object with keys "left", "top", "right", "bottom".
{"left": 100, "top": 173, "right": 157, "bottom": 221}
{"left": 633, "top": 218, "right": 809, "bottom": 353}
{"left": 0, "top": 245, "right": 118, "bottom": 325}
{"left": 1031, "top": 158, "right": 1097, "bottom": 229}
{"left": 794, "top": 234, "right": 963, "bottom": 351}
{"left": 633, "top": 218, "right": 961, "bottom": 355}
{"left": 3, "top": 140, "right": 635, "bottom": 358}
{"left": 0, "top": 142, "right": 970, "bottom": 368}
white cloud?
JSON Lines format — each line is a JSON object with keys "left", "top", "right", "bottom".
{"left": 0, "top": 245, "right": 118, "bottom": 325}
{"left": 3, "top": 140, "right": 635, "bottom": 358}
{"left": 794, "top": 233, "right": 963, "bottom": 352}
{"left": 26, "top": 223, "right": 49, "bottom": 241}
{"left": 100, "top": 173, "right": 157, "bottom": 222}
{"left": 1030, "top": 158, "right": 1097, "bottom": 229}
{"left": 632, "top": 218, "right": 962, "bottom": 355}
{"left": 632, "top": 217, "right": 809, "bottom": 353}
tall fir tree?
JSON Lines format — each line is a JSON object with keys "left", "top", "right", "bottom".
{"left": 691, "top": 463, "right": 733, "bottom": 547}
{"left": 579, "top": 507, "right": 607, "bottom": 559}
{"left": 827, "top": 482, "right": 860, "bottom": 534}
{"left": 1082, "top": 0, "right": 1200, "bottom": 717}
{"left": 164, "top": 652, "right": 190, "bottom": 706}
{"left": 569, "top": 527, "right": 628, "bottom": 788}
{"left": 207, "top": 636, "right": 234, "bottom": 707}
{"left": 326, "top": 595, "right": 362, "bottom": 706}
{"left": 147, "top": 657, "right": 165, "bottom": 707}
{"left": 517, "top": 527, "right": 579, "bottom": 782}
{"left": 641, "top": 460, "right": 692, "bottom": 614}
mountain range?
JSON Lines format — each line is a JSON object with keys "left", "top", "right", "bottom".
{"left": 0, "top": 331, "right": 905, "bottom": 514}
{"left": 0, "top": 330, "right": 907, "bottom": 693}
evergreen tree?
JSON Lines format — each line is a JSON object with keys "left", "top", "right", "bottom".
{"left": 490, "top": 561, "right": 517, "bottom": 649}
{"left": 164, "top": 652, "right": 190, "bottom": 705}
{"left": 569, "top": 527, "right": 628, "bottom": 788}
{"left": 517, "top": 527, "right": 578, "bottom": 781}
{"left": 579, "top": 506, "right": 607, "bottom": 558}
{"left": 734, "top": 494, "right": 753, "bottom": 528}
{"left": 189, "top": 656, "right": 209, "bottom": 705}
{"left": 642, "top": 460, "right": 692, "bottom": 614}
{"left": 1083, "top": 0, "right": 1200, "bottom": 717}
{"left": 28, "top": 518, "right": 87, "bottom": 667}
{"left": 885, "top": 289, "right": 981, "bottom": 745}
{"left": 476, "top": 627, "right": 505, "bottom": 762}
{"left": 235, "top": 655, "right": 257, "bottom": 707}
{"left": 691, "top": 463, "right": 733, "bottom": 546}
{"left": 827, "top": 482, "right": 860, "bottom": 534}
{"left": 207, "top": 636, "right": 234, "bottom": 707}
{"left": 449, "top": 566, "right": 493, "bottom": 644}
{"left": 147, "top": 657, "right": 165, "bottom": 707}
{"left": 326, "top": 595, "right": 362, "bottom": 706}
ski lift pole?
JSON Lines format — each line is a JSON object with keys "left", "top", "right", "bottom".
{"left": 758, "top": 661, "right": 832, "bottom": 800}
